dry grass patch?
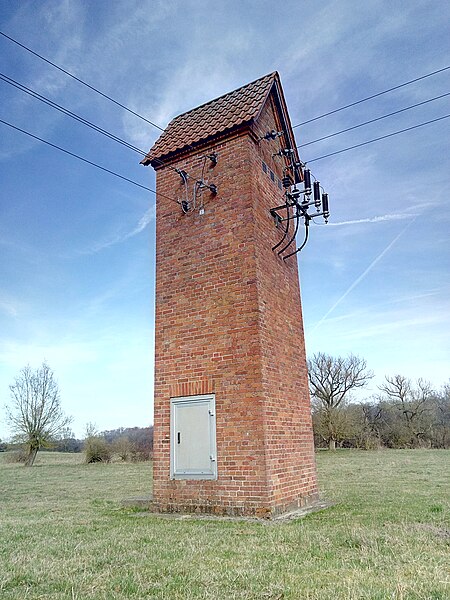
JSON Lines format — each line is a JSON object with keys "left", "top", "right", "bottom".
{"left": 0, "top": 449, "right": 448, "bottom": 599}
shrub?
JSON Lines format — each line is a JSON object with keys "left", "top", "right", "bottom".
{"left": 128, "top": 427, "right": 153, "bottom": 461}
{"left": 3, "top": 449, "right": 28, "bottom": 463}
{"left": 113, "top": 436, "right": 131, "bottom": 462}
{"left": 84, "top": 436, "right": 112, "bottom": 464}
{"left": 129, "top": 446, "right": 152, "bottom": 462}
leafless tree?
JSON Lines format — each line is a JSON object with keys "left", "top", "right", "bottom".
{"left": 307, "top": 353, "right": 374, "bottom": 450}
{"left": 432, "top": 382, "right": 450, "bottom": 448}
{"left": 378, "top": 375, "right": 433, "bottom": 447}
{"left": 5, "top": 363, "right": 72, "bottom": 466}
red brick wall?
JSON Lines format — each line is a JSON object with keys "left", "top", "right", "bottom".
{"left": 151, "top": 95, "right": 318, "bottom": 516}
{"left": 251, "top": 99, "right": 318, "bottom": 511}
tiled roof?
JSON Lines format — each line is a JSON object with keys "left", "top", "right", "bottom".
{"left": 141, "top": 72, "right": 278, "bottom": 165}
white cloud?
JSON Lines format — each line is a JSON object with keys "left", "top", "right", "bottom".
{"left": 77, "top": 204, "right": 155, "bottom": 255}
{"left": 0, "top": 297, "right": 20, "bottom": 317}
{"left": 0, "top": 339, "right": 98, "bottom": 371}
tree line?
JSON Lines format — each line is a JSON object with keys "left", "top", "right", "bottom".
{"left": 2, "top": 359, "right": 448, "bottom": 466}
{"left": 308, "top": 353, "right": 450, "bottom": 450}
{"left": 83, "top": 423, "right": 153, "bottom": 463}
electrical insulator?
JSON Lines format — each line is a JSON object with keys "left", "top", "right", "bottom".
{"left": 313, "top": 181, "right": 321, "bottom": 208}
{"left": 303, "top": 169, "right": 311, "bottom": 190}
{"left": 322, "top": 193, "right": 329, "bottom": 214}
{"left": 313, "top": 181, "right": 320, "bottom": 201}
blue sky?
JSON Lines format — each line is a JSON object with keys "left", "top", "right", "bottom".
{"left": 0, "top": 0, "right": 449, "bottom": 440}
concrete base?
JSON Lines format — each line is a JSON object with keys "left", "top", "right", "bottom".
{"left": 121, "top": 495, "right": 332, "bottom": 521}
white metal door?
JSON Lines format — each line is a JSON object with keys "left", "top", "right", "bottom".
{"left": 170, "top": 395, "right": 217, "bottom": 479}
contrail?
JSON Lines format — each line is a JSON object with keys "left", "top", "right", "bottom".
{"left": 328, "top": 213, "right": 416, "bottom": 226}
{"left": 311, "top": 217, "right": 417, "bottom": 331}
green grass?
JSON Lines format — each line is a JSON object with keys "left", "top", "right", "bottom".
{"left": 0, "top": 450, "right": 448, "bottom": 599}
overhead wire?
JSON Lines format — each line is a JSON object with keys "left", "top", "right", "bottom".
{"left": 297, "top": 92, "right": 450, "bottom": 148}
{"left": 292, "top": 65, "right": 450, "bottom": 128}
{"left": 4, "top": 29, "right": 449, "bottom": 186}
{"left": 0, "top": 72, "right": 147, "bottom": 157}
{"left": 3, "top": 29, "right": 448, "bottom": 205}
{"left": 0, "top": 30, "right": 164, "bottom": 131}
{"left": 0, "top": 71, "right": 201, "bottom": 185}
{"left": 3, "top": 29, "right": 448, "bottom": 140}
{"left": 0, "top": 118, "right": 181, "bottom": 204}
{"left": 0, "top": 30, "right": 205, "bottom": 173}
{"left": 305, "top": 113, "right": 450, "bottom": 163}
{"left": 4, "top": 69, "right": 447, "bottom": 186}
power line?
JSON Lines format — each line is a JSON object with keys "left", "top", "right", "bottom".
{"left": 298, "top": 92, "right": 450, "bottom": 148}
{"left": 6, "top": 67, "right": 448, "bottom": 181}
{"left": 0, "top": 72, "right": 147, "bottom": 156}
{"left": 293, "top": 65, "right": 450, "bottom": 128}
{"left": 0, "top": 118, "right": 180, "bottom": 204}
{"left": 0, "top": 72, "right": 199, "bottom": 182}
{"left": 0, "top": 30, "right": 164, "bottom": 132}
{"left": 305, "top": 113, "right": 450, "bottom": 163}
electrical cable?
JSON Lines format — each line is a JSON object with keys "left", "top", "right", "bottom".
{"left": 0, "top": 30, "right": 211, "bottom": 179}
{"left": 0, "top": 72, "right": 200, "bottom": 185}
{"left": 193, "top": 154, "right": 208, "bottom": 210}
{"left": 270, "top": 153, "right": 293, "bottom": 252}
{"left": 292, "top": 65, "right": 450, "bottom": 128}
{"left": 0, "top": 30, "right": 164, "bottom": 131}
{"left": 283, "top": 217, "right": 310, "bottom": 260}
{"left": 306, "top": 113, "right": 450, "bottom": 163}
{"left": 298, "top": 92, "right": 450, "bottom": 148}
{"left": 0, "top": 72, "right": 147, "bottom": 156}
{"left": 0, "top": 118, "right": 180, "bottom": 204}
{"left": 272, "top": 203, "right": 292, "bottom": 252}
{"left": 277, "top": 203, "right": 301, "bottom": 256}
{"left": 3, "top": 28, "right": 449, "bottom": 183}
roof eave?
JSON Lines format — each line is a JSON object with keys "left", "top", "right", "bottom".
{"left": 269, "top": 77, "right": 303, "bottom": 182}
{"left": 143, "top": 120, "right": 255, "bottom": 169}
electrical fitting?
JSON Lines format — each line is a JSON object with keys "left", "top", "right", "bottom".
{"left": 197, "top": 180, "right": 217, "bottom": 195}
{"left": 273, "top": 148, "right": 295, "bottom": 158}
{"left": 206, "top": 153, "right": 218, "bottom": 166}
{"left": 263, "top": 130, "right": 284, "bottom": 140}
{"left": 175, "top": 169, "right": 188, "bottom": 184}
{"left": 270, "top": 169, "right": 330, "bottom": 257}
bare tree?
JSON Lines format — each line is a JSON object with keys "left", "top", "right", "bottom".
{"left": 5, "top": 363, "right": 72, "bottom": 466}
{"left": 378, "top": 375, "right": 433, "bottom": 447}
{"left": 307, "top": 353, "right": 374, "bottom": 450}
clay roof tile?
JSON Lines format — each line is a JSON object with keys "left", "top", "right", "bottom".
{"left": 141, "top": 72, "right": 278, "bottom": 165}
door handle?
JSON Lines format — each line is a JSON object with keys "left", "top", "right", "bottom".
{"left": 177, "top": 432, "right": 181, "bottom": 444}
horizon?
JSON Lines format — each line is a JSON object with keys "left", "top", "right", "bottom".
{"left": 1, "top": 0, "right": 449, "bottom": 439}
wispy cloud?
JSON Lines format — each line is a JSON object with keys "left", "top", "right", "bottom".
{"left": 312, "top": 287, "right": 445, "bottom": 327}
{"left": 78, "top": 204, "right": 155, "bottom": 255}
{"left": 0, "top": 339, "right": 98, "bottom": 370}
{"left": 129, "top": 204, "right": 156, "bottom": 236}
{"left": 0, "top": 296, "right": 20, "bottom": 317}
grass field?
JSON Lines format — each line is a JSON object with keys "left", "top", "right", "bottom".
{"left": 0, "top": 449, "right": 448, "bottom": 599}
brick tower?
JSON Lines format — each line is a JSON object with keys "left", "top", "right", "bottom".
{"left": 141, "top": 72, "right": 318, "bottom": 517}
